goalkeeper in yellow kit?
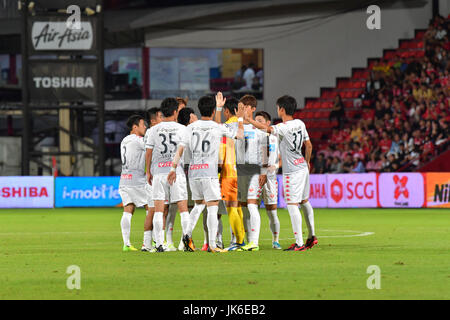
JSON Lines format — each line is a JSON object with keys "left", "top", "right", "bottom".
{"left": 215, "top": 94, "right": 246, "bottom": 250}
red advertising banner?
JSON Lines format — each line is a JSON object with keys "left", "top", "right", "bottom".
{"left": 378, "top": 173, "right": 425, "bottom": 208}
{"left": 327, "top": 173, "right": 377, "bottom": 208}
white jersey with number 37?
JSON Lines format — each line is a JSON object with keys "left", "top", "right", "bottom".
{"left": 271, "top": 119, "right": 309, "bottom": 174}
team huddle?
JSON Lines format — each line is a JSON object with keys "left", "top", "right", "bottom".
{"left": 119, "top": 93, "right": 318, "bottom": 253}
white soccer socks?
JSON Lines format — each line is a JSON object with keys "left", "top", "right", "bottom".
{"left": 206, "top": 205, "right": 219, "bottom": 249}
{"left": 153, "top": 211, "right": 164, "bottom": 248}
{"left": 266, "top": 209, "right": 280, "bottom": 242}
{"left": 300, "top": 201, "right": 315, "bottom": 239}
{"left": 247, "top": 204, "right": 261, "bottom": 246}
{"left": 187, "top": 203, "right": 205, "bottom": 237}
{"left": 287, "top": 204, "right": 304, "bottom": 247}
{"left": 165, "top": 205, "right": 177, "bottom": 245}
{"left": 179, "top": 211, "right": 190, "bottom": 236}
{"left": 143, "top": 230, "right": 153, "bottom": 249}
{"left": 121, "top": 212, "right": 133, "bottom": 246}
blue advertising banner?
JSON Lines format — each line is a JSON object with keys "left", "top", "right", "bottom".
{"left": 55, "top": 177, "right": 121, "bottom": 207}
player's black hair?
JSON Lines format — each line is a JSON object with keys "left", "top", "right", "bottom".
{"left": 126, "top": 114, "right": 145, "bottom": 131}
{"left": 198, "top": 95, "right": 216, "bottom": 117}
{"left": 276, "top": 95, "right": 297, "bottom": 116}
{"left": 255, "top": 111, "right": 271, "bottom": 122}
{"left": 178, "top": 107, "right": 196, "bottom": 126}
{"left": 160, "top": 97, "right": 179, "bottom": 117}
{"left": 148, "top": 107, "right": 160, "bottom": 121}
{"left": 224, "top": 97, "right": 239, "bottom": 115}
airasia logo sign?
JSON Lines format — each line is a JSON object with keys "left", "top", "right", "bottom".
{"left": 327, "top": 174, "right": 377, "bottom": 208}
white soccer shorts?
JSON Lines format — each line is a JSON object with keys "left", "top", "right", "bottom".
{"left": 262, "top": 174, "right": 278, "bottom": 205}
{"left": 152, "top": 173, "right": 188, "bottom": 204}
{"left": 119, "top": 185, "right": 148, "bottom": 208}
{"left": 283, "top": 168, "right": 310, "bottom": 204}
{"left": 237, "top": 174, "right": 262, "bottom": 202}
{"left": 189, "top": 177, "right": 221, "bottom": 203}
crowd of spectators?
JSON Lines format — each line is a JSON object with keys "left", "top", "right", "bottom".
{"left": 312, "top": 14, "right": 449, "bottom": 174}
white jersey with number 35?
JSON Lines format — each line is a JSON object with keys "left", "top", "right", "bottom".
{"left": 145, "top": 121, "right": 187, "bottom": 176}
{"left": 271, "top": 119, "right": 309, "bottom": 174}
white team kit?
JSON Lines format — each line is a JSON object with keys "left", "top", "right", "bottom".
{"left": 118, "top": 97, "right": 316, "bottom": 252}
{"left": 235, "top": 123, "right": 269, "bottom": 201}
{"left": 262, "top": 134, "right": 279, "bottom": 206}
{"left": 146, "top": 121, "right": 188, "bottom": 203}
{"left": 119, "top": 134, "right": 148, "bottom": 207}
{"left": 271, "top": 119, "right": 310, "bottom": 203}
{"left": 181, "top": 120, "right": 238, "bottom": 202}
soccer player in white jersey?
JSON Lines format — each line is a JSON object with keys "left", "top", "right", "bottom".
{"left": 167, "top": 95, "right": 244, "bottom": 253}
{"left": 141, "top": 107, "right": 165, "bottom": 252}
{"left": 119, "top": 115, "right": 148, "bottom": 252}
{"left": 235, "top": 95, "right": 269, "bottom": 252}
{"left": 254, "top": 111, "right": 282, "bottom": 250}
{"left": 145, "top": 98, "right": 191, "bottom": 252}
{"left": 245, "top": 95, "right": 317, "bottom": 251}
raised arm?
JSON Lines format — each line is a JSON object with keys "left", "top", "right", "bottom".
{"left": 214, "top": 92, "right": 226, "bottom": 124}
{"left": 244, "top": 110, "right": 273, "bottom": 134}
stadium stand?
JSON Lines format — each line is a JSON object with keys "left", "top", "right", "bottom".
{"left": 299, "top": 14, "right": 450, "bottom": 174}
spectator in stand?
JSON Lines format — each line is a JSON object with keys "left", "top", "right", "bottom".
{"left": 329, "top": 156, "right": 343, "bottom": 173}
{"left": 379, "top": 131, "right": 392, "bottom": 154}
{"left": 329, "top": 94, "right": 345, "bottom": 128}
{"left": 312, "top": 153, "right": 326, "bottom": 174}
{"left": 366, "top": 153, "right": 382, "bottom": 172}
{"left": 342, "top": 155, "right": 354, "bottom": 173}
{"left": 352, "top": 158, "right": 365, "bottom": 173}
{"left": 243, "top": 63, "right": 256, "bottom": 90}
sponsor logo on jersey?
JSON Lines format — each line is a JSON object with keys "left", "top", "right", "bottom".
{"left": 293, "top": 157, "right": 305, "bottom": 165}
{"left": 121, "top": 174, "right": 133, "bottom": 180}
{"left": 190, "top": 164, "right": 210, "bottom": 170}
{"left": 158, "top": 161, "right": 173, "bottom": 168}
{"left": 244, "top": 131, "right": 255, "bottom": 139}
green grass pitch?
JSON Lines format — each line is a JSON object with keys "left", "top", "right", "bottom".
{"left": 0, "top": 208, "right": 449, "bottom": 300}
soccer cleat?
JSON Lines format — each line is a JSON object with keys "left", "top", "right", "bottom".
{"left": 182, "top": 234, "right": 196, "bottom": 252}
{"left": 227, "top": 243, "right": 243, "bottom": 251}
{"left": 211, "top": 247, "right": 227, "bottom": 253}
{"left": 283, "top": 243, "right": 306, "bottom": 251}
{"left": 216, "top": 240, "right": 224, "bottom": 249}
{"left": 123, "top": 245, "right": 138, "bottom": 252}
{"left": 272, "top": 241, "right": 282, "bottom": 250}
{"left": 240, "top": 242, "right": 260, "bottom": 251}
{"left": 201, "top": 244, "right": 209, "bottom": 252}
{"left": 141, "top": 247, "right": 156, "bottom": 253}
{"left": 305, "top": 236, "right": 318, "bottom": 249}
{"left": 165, "top": 243, "right": 177, "bottom": 252}
{"left": 156, "top": 245, "right": 165, "bottom": 252}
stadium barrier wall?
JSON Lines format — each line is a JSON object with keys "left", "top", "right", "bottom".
{"left": 1, "top": 173, "right": 448, "bottom": 208}
{"left": 0, "top": 176, "right": 54, "bottom": 208}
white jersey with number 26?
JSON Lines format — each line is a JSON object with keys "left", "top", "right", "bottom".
{"left": 271, "top": 119, "right": 309, "bottom": 174}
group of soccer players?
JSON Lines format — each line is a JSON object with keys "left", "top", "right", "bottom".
{"left": 118, "top": 93, "right": 318, "bottom": 253}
